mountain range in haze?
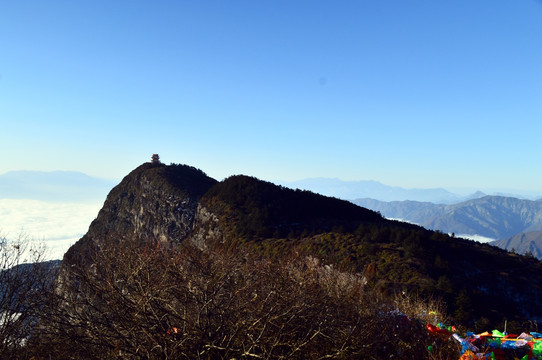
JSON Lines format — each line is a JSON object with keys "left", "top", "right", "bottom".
{"left": 353, "top": 196, "right": 542, "bottom": 260}
{"left": 354, "top": 196, "right": 542, "bottom": 240}
{"left": 279, "top": 178, "right": 542, "bottom": 203}
{"left": 3, "top": 171, "right": 540, "bottom": 204}
{"left": 0, "top": 171, "right": 117, "bottom": 202}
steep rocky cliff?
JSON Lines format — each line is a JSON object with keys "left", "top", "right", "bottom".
{"left": 63, "top": 162, "right": 217, "bottom": 265}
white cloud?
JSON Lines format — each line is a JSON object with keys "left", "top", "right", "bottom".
{"left": 0, "top": 199, "right": 103, "bottom": 260}
{"left": 385, "top": 218, "right": 496, "bottom": 244}
{"left": 456, "top": 234, "right": 496, "bottom": 243}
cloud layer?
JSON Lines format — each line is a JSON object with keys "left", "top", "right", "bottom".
{"left": 0, "top": 199, "right": 103, "bottom": 260}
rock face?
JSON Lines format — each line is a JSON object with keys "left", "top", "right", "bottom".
{"left": 191, "top": 205, "right": 224, "bottom": 248}
{"left": 63, "top": 163, "right": 217, "bottom": 265}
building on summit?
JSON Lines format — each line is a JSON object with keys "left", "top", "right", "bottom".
{"left": 151, "top": 154, "right": 160, "bottom": 164}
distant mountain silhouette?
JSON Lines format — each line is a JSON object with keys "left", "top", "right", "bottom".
{"left": 354, "top": 196, "right": 542, "bottom": 240}
{"left": 279, "top": 178, "right": 483, "bottom": 203}
{"left": 0, "top": 171, "right": 116, "bottom": 201}
{"left": 492, "top": 232, "right": 542, "bottom": 259}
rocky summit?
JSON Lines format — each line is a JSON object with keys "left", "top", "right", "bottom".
{"left": 64, "top": 162, "right": 217, "bottom": 265}
{"left": 63, "top": 162, "right": 542, "bottom": 329}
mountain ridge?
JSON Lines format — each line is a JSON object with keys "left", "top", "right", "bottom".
{"left": 62, "top": 162, "right": 542, "bottom": 329}
{"left": 279, "top": 178, "right": 542, "bottom": 203}
{"left": 492, "top": 231, "right": 542, "bottom": 259}
{"left": 279, "top": 177, "right": 463, "bottom": 203}
{"left": 354, "top": 195, "right": 542, "bottom": 241}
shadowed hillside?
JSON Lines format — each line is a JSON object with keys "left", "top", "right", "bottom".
{"left": 196, "top": 175, "right": 384, "bottom": 241}
{"left": 53, "top": 163, "right": 542, "bottom": 348}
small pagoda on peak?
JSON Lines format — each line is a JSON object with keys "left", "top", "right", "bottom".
{"left": 151, "top": 154, "right": 161, "bottom": 164}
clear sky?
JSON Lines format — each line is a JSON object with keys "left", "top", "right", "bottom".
{"left": 1, "top": 1, "right": 542, "bottom": 191}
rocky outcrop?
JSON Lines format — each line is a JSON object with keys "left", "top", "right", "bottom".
{"left": 63, "top": 163, "right": 217, "bottom": 266}
{"left": 190, "top": 205, "right": 224, "bottom": 248}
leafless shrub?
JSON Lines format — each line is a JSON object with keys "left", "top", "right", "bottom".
{"left": 29, "top": 238, "right": 459, "bottom": 359}
{"left": 0, "top": 232, "right": 55, "bottom": 358}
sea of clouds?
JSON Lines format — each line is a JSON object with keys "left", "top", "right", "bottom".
{"left": 0, "top": 199, "right": 103, "bottom": 260}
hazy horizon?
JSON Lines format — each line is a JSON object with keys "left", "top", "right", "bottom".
{"left": 2, "top": 167, "right": 542, "bottom": 199}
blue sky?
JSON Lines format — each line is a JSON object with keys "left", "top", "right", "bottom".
{"left": 1, "top": 1, "right": 542, "bottom": 191}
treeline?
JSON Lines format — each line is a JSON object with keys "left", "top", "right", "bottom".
{"left": 272, "top": 224, "right": 542, "bottom": 331}
{"left": 1, "top": 235, "right": 458, "bottom": 359}
{"left": 193, "top": 174, "right": 542, "bottom": 330}
{"left": 200, "top": 175, "right": 383, "bottom": 240}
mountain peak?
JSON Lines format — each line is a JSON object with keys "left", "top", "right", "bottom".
{"left": 61, "top": 162, "right": 542, "bottom": 329}
{"left": 63, "top": 163, "right": 217, "bottom": 265}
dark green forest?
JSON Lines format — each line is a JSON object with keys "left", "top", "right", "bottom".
{"left": 199, "top": 173, "right": 542, "bottom": 331}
